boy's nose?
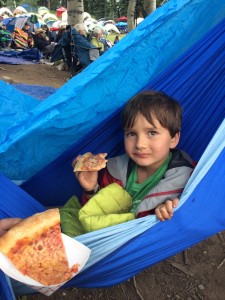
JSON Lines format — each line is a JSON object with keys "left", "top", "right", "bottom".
{"left": 135, "top": 136, "right": 147, "bottom": 149}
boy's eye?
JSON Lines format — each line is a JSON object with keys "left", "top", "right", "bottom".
{"left": 125, "top": 131, "right": 135, "bottom": 137}
{"left": 148, "top": 131, "right": 157, "bottom": 136}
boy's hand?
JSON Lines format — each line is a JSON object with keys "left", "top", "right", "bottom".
{"left": 72, "top": 157, "right": 98, "bottom": 192}
{"left": 155, "top": 198, "right": 179, "bottom": 221}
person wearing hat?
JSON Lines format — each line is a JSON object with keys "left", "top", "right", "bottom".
{"left": 34, "top": 28, "right": 56, "bottom": 55}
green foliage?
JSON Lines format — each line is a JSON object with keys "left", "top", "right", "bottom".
{"left": 83, "top": 0, "right": 166, "bottom": 20}
{"left": 84, "top": 0, "right": 129, "bottom": 20}
{"left": 0, "top": 0, "right": 7, "bottom": 7}
{"left": 4, "top": 0, "right": 38, "bottom": 8}
{"left": 118, "top": 0, "right": 129, "bottom": 17}
{"left": 0, "top": 0, "right": 168, "bottom": 19}
{"left": 83, "top": 0, "right": 108, "bottom": 20}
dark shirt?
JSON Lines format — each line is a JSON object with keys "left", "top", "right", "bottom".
{"left": 48, "top": 31, "right": 57, "bottom": 43}
{"left": 71, "top": 29, "right": 95, "bottom": 67}
{"left": 33, "top": 35, "right": 50, "bottom": 52}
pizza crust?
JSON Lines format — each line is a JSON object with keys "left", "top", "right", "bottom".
{"left": 0, "top": 209, "right": 59, "bottom": 254}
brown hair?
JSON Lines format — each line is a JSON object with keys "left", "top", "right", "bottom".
{"left": 121, "top": 90, "right": 182, "bottom": 137}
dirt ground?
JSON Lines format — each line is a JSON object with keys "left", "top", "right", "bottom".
{"left": 0, "top": 62, "right": 69, "bottom": 88}
{"left": 0, "top": 63, "right": 225, "bottom": 300}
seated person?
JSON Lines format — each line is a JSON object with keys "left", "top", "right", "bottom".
{"left": 114, "top": 35, "right": 120, "bottom": 45}
{"left": 75, "top": 91, "right": 195, "bottom": 222}
{"left": 41, "top": 24, "right": 56, "bottom": 43}
{"left": 0, "top": 24, "right": 12, "bottom": 48}
{"left": 72, "top": 24, "right": 99, "bottom": 66}
{"left": 90, "top": 27, "right": 105, "bottom": 55}
{"left": 74, "top": 23, "right": 87, "bottom": 37}
{"left": 33, "top": 28, "right": 56, "bottom": 55}
{"left": 11, "top": 22, "right": 33, "bottom": 50}
{"left": 55, "top": 24, "right": 67, "bottom": 43}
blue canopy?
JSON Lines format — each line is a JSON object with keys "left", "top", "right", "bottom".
{"left": 0, "top": 0, "right": 225, "bottom": 298}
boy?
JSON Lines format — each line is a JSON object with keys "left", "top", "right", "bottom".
{"left": 75, "top": 90, "right": 194, "bottom": 221}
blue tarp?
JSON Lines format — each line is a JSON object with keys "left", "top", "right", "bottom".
{"left": 3, "top": 16, "right": 40, "bottom": 33}
{"left": 0, "top": 48, "right": 42, "bottom": 64}
{"left": 0, "top": 0, "right": 224, "bottom": 181}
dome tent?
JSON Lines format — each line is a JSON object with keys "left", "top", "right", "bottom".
{"left": 56, "top": 7, "right": 67, "bottom": 18}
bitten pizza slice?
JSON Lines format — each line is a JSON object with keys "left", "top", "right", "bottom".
{"left": 74, "top": 152, "right": 108, "bottom": 172}
{"left": 0, "top": 209, "right": 79, "bottom": 286}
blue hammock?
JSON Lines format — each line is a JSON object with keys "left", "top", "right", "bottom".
{"left": 0, "top": 1, "right": 225, "bottom": 299}
{"left": 11, "top": 83, "right": 58, "bottom": 100}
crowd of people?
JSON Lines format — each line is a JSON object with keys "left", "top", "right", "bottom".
{"left": 0, "top": 21, "right": 119, "bottom": 62}
{"left": 0, "top": 21, "right": 62, "bottom": 55}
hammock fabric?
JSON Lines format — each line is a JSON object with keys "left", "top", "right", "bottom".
{"left": 0, "top": 1, "right": 225, "bottom": 299}
{"left": 11, "top": 84, "right": 57, "bottom": 100}
{"left": 0, "top": 0, "right": 224, "bottom": 182}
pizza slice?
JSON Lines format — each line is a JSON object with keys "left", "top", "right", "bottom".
{"left": 0, "top": 209, "right": 79, "bottom": 286}
{"left": 74, "top": 152, "right": 108, "bottom": 172}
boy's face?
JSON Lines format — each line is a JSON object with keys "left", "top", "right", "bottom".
{"left": 124, "top": 113, "right": 180, "bottom": 175}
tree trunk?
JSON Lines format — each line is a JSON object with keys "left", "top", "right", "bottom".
{"left": 144, "top": 0, "right": 156, "bottom": 15}
{"left": 127, "top": 0, "right": 136, "bottom": 32}
{"left": 67, "top": 0, "right": 84, "bottom": 27}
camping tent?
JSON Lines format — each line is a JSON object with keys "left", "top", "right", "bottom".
{"left": 117, "top": 16, "right": 127, "bottom": 21}
{"left": 115, "top": 21, "right": 127, "bottom": 27}
{"left": 56, "top": 7, "right": 67, "bottom": 18}
{"left": 0, "top": 7, "right": 13, "bottom": 18}
{"left": 42, "top": 13, "right": 58, "bottom": 22}
{"left": 104, "top": 23, "right": 120, "bottom": 34}
{"left": 4, "top": 16, "right": 39, "bottom": 33}
{"left": 38, "top": 7, "right": 49, "bottom": 17}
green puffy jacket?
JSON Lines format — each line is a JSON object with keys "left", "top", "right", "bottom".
{"left": 60, "top": 183, "right": 135, "bottom": 237}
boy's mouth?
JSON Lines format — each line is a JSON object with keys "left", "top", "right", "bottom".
{"left": 134, "top": 153, "right": 150, "bottom": 159}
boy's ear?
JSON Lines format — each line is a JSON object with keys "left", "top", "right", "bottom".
{"left": 170, "top": 132, "right": 180, "bottom": 149}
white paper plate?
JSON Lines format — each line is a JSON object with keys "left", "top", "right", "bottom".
{"left": 0, "top": 234, "right": 91, "bottom": 296}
